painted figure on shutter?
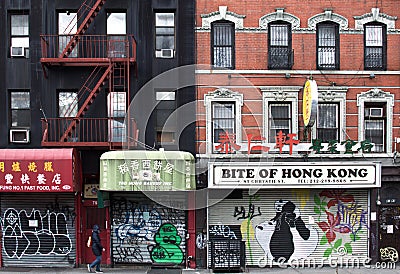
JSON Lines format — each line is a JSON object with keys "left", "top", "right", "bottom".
{"left": 255, "top": 200, "right": 318, "bottom": 262}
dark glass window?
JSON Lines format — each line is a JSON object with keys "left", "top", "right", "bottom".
{"left": 212, "top": 102, "right": 235, "bottom": 146}
{"left": 317, "top": 23, "right": 339, "bottom": 70}
{"left": 10, "top": 91, "right": 30, "bottom": 127}
{"left": 268, "top": 22, "right": 293, "bottom": 69}
{"left": 364, "top": 23, "right": 387, "bottom": 70}
{"left": 211, "top": 21, "right": 235, "bottom": 69}
{"left": 364, "top": 103, "right": 386, "bottom": 152}
{"left": 268, "top": 103, "right": 291, "bottom": 142}
{"left": 10, "top": 14, "right": 29, "bottom": 57}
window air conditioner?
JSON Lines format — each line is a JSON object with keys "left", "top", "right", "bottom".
{"left": 160, "top": 49, "right": 174, "bottom": 58}
{"left": 10, "top": 129, "right": 30, "bottom": 143}
{"left": 369, "top": 108, "right": 383, "bottom": 117}
{"left": 10, "top": 47, "right": 25, "bottom": 57}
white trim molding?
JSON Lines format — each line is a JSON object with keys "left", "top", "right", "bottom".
{"left": 262, "top": 87, "right": 299, "bottom": 142}
{"left": 259, "top": 8, "right": 300, "bottom": 29}
{"left": 357, "top": 88, "right": 394, "bottom": 153}
{"left": 201, "top": 6, "right": 246, "bottom": 30}
{"left": 204, "top": 88, "right": 244, "bottom": 154}
{"left": 354, "top": 8, "right": 397, "bottom": 30}
{"left": 308, "top": 10, "right": 348, "bottom": 30}
{"left": 311, "top": 87, "right": 348, "bottom": 142}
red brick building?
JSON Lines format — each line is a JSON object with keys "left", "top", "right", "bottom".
{"left": 195, "top": 1, "right": 400, "bottom": 270}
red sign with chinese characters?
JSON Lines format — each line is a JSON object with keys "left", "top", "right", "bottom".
{"left": 0, "top": 149, "right": 75, "bottom": 192}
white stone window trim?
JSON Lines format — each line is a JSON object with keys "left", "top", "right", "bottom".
{"left": 262, "top": 87, "right": 299, "bottom": 143}
{"left": 204, "top": 88, "right": 244, "bottom": 154}
{"left": 259, "top": 8, "right": 300, "bottom": 29}
{"left": 354, "top": 8, "right": 397, "bottom": 30}
{"left": 357, "top": 88, "right": 394, "bottom": 154}
{"left": 311, "top": 87, "right": 347, "bottom": 142}
{"left": 201, "top": 6, "right": 245, "bottom": 30}
{"left": 308, "top": 10, "right": 348, "bottom": 31}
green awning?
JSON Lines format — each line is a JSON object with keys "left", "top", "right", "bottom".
{"left": 100, "top": 150, "right": 195, "bottom": 191}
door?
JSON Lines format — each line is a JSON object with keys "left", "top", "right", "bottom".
{"left": 378, "top": 206, "right": 400, "bottom": 262}
{"left": 83, "top": 206, "right": 111, "bottom": 264}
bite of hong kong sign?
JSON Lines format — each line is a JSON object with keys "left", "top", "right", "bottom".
{"left": 209, "top": 162, "right": 381, "bottom": 189}
{"left": 214, "top": 131, "right": 374, "bottom": 155}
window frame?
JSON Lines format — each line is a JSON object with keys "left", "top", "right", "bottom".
{"left": 357, "top": 88, "right": 394, "bottom": 154}
{"left": 363, "top": 103, "right": 386, "bottom": 153}
{"left": 155, "top": 12, "right": 175, "bottom": 58}
{"left": 364, "top": 23, "right": 387, "bottom": 71}
{"left": 9, "top": 13, "right": 29, "bottom": 58}
{"left": 155, "top": 90, "right": 177, "bottom": 145}
{"left": 316, "top": 103, "right": 339, "bottom": 142}
{"left": 268, "top": 21, "right": 293, "bottom": 69}
{"left": 211, "top": 20, "right": 235, "bottom": 69}
{"left": 204, "top": 88, "right": 243, "bottom": 154}
{"left": 268, "top": 103, "right": 292, "bottom": 143}
{"left": 262, "top": 88, "right": 298, "bottom": 146}
{"left": 316, "top": 22, "right": 340, "bottom": 70}
{"left": 9, "top": 90, "right": 30, "bottom": 128}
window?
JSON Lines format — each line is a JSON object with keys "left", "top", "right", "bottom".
{"left": 10, "top": 14, "right": 29, "bottom": 57}
{"left": 268, "top": 22, "right": 293, "bottom": 69}
{"left": 107, "top": 12, "right": 127, "bottom": 58}
{"left": 364, "top": 103, "right": 385, "bottom": 152}
{"left": 357, "top": 88, "right": 393, "bottom": 154}
{"left": 317, "top": 22, "right": 339, "bottom": 70}
{"left": 212, "top": 102, "right": 235, "bottom": 144}
{"left": 10, "top": 91, "right": 30, "bottom": 127}
{"left": 317, "top": 103, "right": 338, "bottom": 142}
{"left": 211, "top": 21, "right": 235, "bottom": 69}
{"left": 58, "top": 91, "right": 78, "bottom": 117}
{"left": 155, "top": 91, "right": 176, "bottom": 144}
{"left": 268, "top": 103, "right": 291, "bottom": 142}
{"left": 58, "top": 11, "right": 77, "bottom": 57}
{"left": 108, "top": 92, "right": 126, "bottom": 142}
{"left": 364, "top": 23, "right": 386, "bottom": 70}
{"left": 155, "top": 12, "right": 175, "bottom": 58}
{"left": 204, "top": 88, "right": 243, "bottom": 154}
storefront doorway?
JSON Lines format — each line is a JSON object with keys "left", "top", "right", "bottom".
{"left": 378, "top": 206, "right": 400, "bottom": 262}
{"left": 82, "top": 205, "right": 111, "bottom": 264}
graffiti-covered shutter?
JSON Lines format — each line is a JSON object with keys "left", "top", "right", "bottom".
{"left": 208, "top": 189, "right": 369, "bottom": 267}
{"left": 0, "top": 193, "right": 76, "bottom": 267}
{"left": 111, "top": 192, "right": 186, "bottom": 265}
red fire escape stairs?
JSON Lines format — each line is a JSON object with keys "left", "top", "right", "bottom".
{"left": 59, "top": 0, "right": 106, "bottom": 58}
{"left": 60, "top": 64, "right": 113, "bottom": 142}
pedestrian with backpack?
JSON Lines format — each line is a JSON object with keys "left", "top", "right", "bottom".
{"left": 87, "top": 224, "right": 105, "bottom": 273}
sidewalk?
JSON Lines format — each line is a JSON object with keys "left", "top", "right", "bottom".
{"left": 0, "top": 266, "right": 399, "bottom": 274}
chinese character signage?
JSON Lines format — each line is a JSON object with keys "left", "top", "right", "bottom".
{"left": 214, "top": 131, "right": 374, "bottom": 155}
{"left": 100, "top": 150, "right": 195, "bottom": 191}
{"left": 209, "top": 162, "right": 381, "bottom": 189}
{"left": 0, "top": 149, "right": 75, "bottom": 192}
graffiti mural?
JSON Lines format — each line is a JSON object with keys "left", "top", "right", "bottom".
{"left": 255, "top": 200, "right": 318, "bottom": 262}
{"left": 111, "top": 198, "right": 186, "bottom": 263}
{"left": 1, "top": 208, "right": 72, "bottom": 259}
{"left": 315, "top": 190, "right": 368, "bottom": 257}
{"left": 208, "top": 189, "right": 369, "bottom": 267}
{"left": 148, "top": 223, "right": 183, "bottom": 264}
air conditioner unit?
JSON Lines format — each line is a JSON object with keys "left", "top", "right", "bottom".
{"left": 10, "top": 129, "right": 30, "bottom": 143}
{"left": 10, "top": 47, "right": 25, "bottom": 57}
{"left": 369, "top": 108, "right": 383, "bottom": 117}
{"left": 160, "top": 49, "right": 174, "bottom": 58}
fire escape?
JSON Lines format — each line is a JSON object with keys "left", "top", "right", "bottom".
{"left": 40, "top": 0, "right": 138, "bottom": 149}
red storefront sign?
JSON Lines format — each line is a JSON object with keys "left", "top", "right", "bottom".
{"left": 0, "top": 149, "right": 76, "bottom": 192}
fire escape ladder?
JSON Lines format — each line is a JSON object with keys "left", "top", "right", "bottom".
{"left": 111, "top": 61, "right": 127, "bottom": 92}
{"left": 59, "top": 0, "right": 107, "bottom": 58}
{"left": 60, "top": 63, "right": 113, "bottom": 142}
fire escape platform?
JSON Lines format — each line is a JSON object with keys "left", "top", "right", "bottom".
{"left": 40, "top": 57, "right": 136, "bottom": 67}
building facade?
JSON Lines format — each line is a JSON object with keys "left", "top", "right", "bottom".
{"left": 0, "top": 0, "right": 195, "bottom": 268}
{"left": 195, "top": 0, "right": 400, "bottom": 270}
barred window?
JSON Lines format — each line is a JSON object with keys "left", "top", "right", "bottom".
{"left": 211, "top": 21, "right": 235, "bottom": 69}
{"left": 317, "top": 23, "right": 339, "bottom": 70}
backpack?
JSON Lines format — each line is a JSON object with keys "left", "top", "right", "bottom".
{"left": 87, "top": 236, "right": 92, "bottom": 247}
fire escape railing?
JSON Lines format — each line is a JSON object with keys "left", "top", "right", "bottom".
{"left": 40, "top": 34, "right": 137, "bottom": 61}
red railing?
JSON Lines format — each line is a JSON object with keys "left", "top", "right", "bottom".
{"left": 40, "top": 34, "right": 136, "bottom": 61}
{"left": 41, "top": 117, "right": 138, "bottom": 147}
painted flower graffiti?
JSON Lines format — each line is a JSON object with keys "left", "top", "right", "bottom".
{"left": 314, "top": 190, "right": 367, "bottom": 257}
